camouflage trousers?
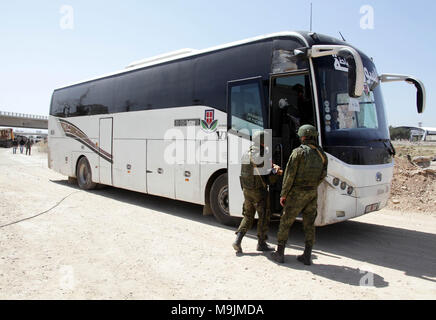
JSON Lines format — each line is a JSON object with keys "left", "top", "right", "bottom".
{"left": 236, "top": 188, "right": 271, "bottom": 241}
{"left": 277, "top": 187, "right": 318, "bottom": 247}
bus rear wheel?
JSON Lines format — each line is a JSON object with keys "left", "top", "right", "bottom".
{"left": 76, "top": 157, "right": 97, "bottom": 190}
{"left": 210, "top": 173, "right": 241, "bottom": 227}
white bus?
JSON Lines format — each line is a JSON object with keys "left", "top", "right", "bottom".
{"left": 48, "top": 31, "right": 426, "bottom": 226}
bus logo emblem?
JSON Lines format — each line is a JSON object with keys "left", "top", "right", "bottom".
{"left": 201, "top": 109, "right": 218, "bottom": 132}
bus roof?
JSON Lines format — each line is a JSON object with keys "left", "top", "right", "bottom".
{"left": 54, "top": 31, "right": 312, "bottom": 91}
{"left": 53, "top": 30, "right": 361, "bottom": 92}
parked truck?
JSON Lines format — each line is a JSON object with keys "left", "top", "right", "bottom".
{"left": 0, "top": 128, "right": 14, "bottom": 148}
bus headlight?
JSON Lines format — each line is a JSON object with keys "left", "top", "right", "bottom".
{"left": 333, "top": 178, "right": 340, "bottom": 186}
{"left": 347, "top": 186, "right": 354, "bottom": 195}
{"left": 340, "top": 182, "right": 347, "bottom": 190}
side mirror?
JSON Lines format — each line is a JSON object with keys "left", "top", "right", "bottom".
{"left": 338, "top": 49, "right": 365, "bottom": 98}
{"left": 406, "top": 78, "right": 425, "bottom": 114}
{"left": 310, "top": 45, "right": 364, "bottom": 98}
{"left": 379, "top": 74, "right": 426, "bottom": 114}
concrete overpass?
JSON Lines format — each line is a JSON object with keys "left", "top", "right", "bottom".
{"left": 0, "top": 111, "right": 48, "bottom": 129}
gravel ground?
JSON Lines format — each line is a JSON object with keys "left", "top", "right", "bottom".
{"left": 0, "top": 148, "right": 435, "bottom": 300}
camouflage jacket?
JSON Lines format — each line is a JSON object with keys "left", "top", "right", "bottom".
{"left": 240, "top": 146, "right": 278, "bottom": 190}
{"left": 280, "top": 139, "right": 328, "bottom": 198}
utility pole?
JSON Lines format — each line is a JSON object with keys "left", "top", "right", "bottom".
{"left": 310, "top": 3, "right": 313, "bottom": 32}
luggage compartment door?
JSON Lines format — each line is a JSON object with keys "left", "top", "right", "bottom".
{"left": 146, "top": 140, "right": 175, "bottom": 199}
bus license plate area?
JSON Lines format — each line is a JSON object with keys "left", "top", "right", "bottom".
{"left": 365, "top": 203, "right": 380, "bottom": 214}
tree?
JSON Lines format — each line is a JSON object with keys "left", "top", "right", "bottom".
{"left": 389, "top": 126, "right": 411, "bottom": 140}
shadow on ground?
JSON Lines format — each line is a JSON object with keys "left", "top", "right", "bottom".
{"left": 51, "top": 179, "right": 436, "bottom": 287}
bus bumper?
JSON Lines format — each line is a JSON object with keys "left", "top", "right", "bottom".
{"left": 315, "top": 183, "right": 391, "bottom": 226}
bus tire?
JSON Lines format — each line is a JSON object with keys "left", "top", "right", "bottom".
{"left": 210, "top": 173, "right": 241, "bottom": 227}
{"left": 76, "top": 157, "right": 97, "bottom": 190}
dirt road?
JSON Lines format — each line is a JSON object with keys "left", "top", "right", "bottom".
{"left": 0, "top": 148, "right": 435, "bottom": 299}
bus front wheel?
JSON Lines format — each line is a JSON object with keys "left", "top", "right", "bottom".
{"left": 210, "top": 173, "right": 241, "bottom": 227}
{"left": 76, "top": 157, "right": 97, "bottom": 190}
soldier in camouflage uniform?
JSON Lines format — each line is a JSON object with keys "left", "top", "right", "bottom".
{"left": 271, "top": 125, "right": 328, "bottom": 265}
{"left": 233, "top": 131, "right": 282, "bottom": 254}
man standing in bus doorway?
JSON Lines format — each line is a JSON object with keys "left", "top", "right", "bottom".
{"left": 232, "top": 131, "right": 283, "bottom": 254}
{"left": 271, "top": 125, "right": 327, "bottom": 265}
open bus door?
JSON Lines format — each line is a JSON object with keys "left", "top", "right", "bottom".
{"left": 226, "top": 77, "right": 268, "bottom": 222}
{"left": 268, "top": 70, "right": 316, "bottom": 215}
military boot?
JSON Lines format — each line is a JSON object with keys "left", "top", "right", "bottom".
{"left": 232, "top": 232, "right": 245, "bottom": 254}
{"left": 297, "top": 244, "right": 313, "bottom": 265}
{"left": 270, "top": 245, "right": 285, "bottom": 263}
{"left": 257, "top": 239, "right": 274, "bottom": 252}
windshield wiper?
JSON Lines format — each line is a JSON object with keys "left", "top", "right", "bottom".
{"left": 369, "top": 138, "right": 390, "bottom": 142}
{"left": 369, "top": 139, "right": 396, "bottom": 156}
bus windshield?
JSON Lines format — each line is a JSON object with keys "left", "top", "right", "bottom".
{"left": 313, "top": 54, "right": 392, "bottom": 165}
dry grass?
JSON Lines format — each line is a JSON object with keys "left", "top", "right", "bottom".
{"left": 389, "top": 141, "right": 436, "bottom": 213}
{"left": 392, "top": 140, "right": 436, "bottom": 159}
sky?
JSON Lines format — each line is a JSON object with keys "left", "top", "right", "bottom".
{"left": 0, "top": 0, "right": 435, "bottom": 127}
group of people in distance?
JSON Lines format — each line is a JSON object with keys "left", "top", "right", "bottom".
{"left": 12, "top": 137, "right": 33, "bottom": 156}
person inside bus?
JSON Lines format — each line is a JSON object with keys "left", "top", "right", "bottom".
{"left": 295, "top": 84, "right": 314, "bottom": 126}
{"left": 330, "top": 109, "right": 340, "bottom": 130}
{"left": 278, "top": 88, "right": 302, "bottom": 164}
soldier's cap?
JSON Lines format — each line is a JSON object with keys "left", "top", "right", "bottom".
{"left": 297, "top": 124, "right": 319, "bottom": 138}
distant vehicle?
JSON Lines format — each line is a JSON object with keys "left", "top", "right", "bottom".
{"left": 0, "top": 127, "right": 48, "bottom": 147}
{"left": 410, "top": 127, "right": 436, "bottom": 142}
{"left": 34, "top": 135, "right": 44, "bottom": 143}
{"left": 0, "top": 128, "right": 14, "bottom": 148}
{"left": 48, "top": 31, "right": 426, "bottom": 226}
{"left": 0, "top": 127, "right": 48, "bottom": 142}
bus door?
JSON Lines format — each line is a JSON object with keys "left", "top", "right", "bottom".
{"left": 227, "top": 77, "right": 267, "bottom": 216}
{"left": 269, "top": 71, "right": 315, "bottom": 213}
{"left": 99, "top": 117, "right": 113, "bottom": 185}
